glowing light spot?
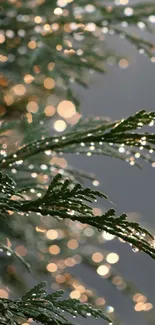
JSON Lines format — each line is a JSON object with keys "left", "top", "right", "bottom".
{"left": 44, "top": 105, "right": 56, "bottom": 116}
{"left": 144, "top": 303, "right": 153, "bottom": 311}
{"left": 44, "top": 78, "right": 55, "bottom": 89}
{"left": 95, "top": 297, "right": 106, "bottom": 306}
{"left": 46, "top": 263, "right": 57, "bottom": 272}
{"left": 134, "top": 302, "right": 145, "bottom": 312}
{"left": 49, "top": 245, "right": 60, "bottom": 255}
{"left": 54, "top": 120, "right": 67, "bottom": 132}
{"left": 70, "top": 290, "right": 81, "bottom": 299}
{"left": 149, "top": 15, "right": 155, "bottom": 23}
{"left": 135, "top": 153, "right": 140, "bottom": 158}
{"left": 120, "top": 0, "right": 129, "bottom": 4}
{"left": 133, "top": 293, "right": 147, "bottom": 303}
{"left": 28, "top": 41, "right": 37, "bottom": 49}
{"left": 85, "top": 23, "right": 96, "bottom": 32}
{"left": 0, "top": 34, "right": 5, "bottom": 44}
{"left": 92, "top": 252, "right": 104, "bottom": 263}
{"left": 124, "top": 7, "right": 133, "bottom": 16}
{"left": 119, "top": 59, "right": 129, "bottom": 69}
{"left": 97, "top": 265, "right": 110, "bottom": 276}
{"left": 56, "top": 44, "right": 63, "bottom": 51}
{"left": 24, "top": 74, "right": 34, "bottom": 84}
{"left": 119, "top": 147, "right": 125, "bottom": 153}
{"left": 65, "top": 257, "right": 76, "bottom": 267}
{"left": 92, "top": 180, "right": 99, "bottom": 186}
{"left": 26, "top": 113, "right": 33, "bottom": 124}
{"left": 54, "top": 7, "right": 63, "bottom": 15}
{"left": 103, "top": 232, "right": 115, "bottom": 241}
{"left": 15, "top": 245, "right": 27, "bottom": 256}
{"left": 106, "top": 253, "right": 119, "bottom": 264}
{"left": 56, "top": 275, "right": 66, "bottom": 283}
{"left": 13, "top": 84, "right": 26, "bottom": 96}
{"left": 27, "top": 101, "right": 38, "bottom": 113}
{"left": 46, "top": 229, "right": 58, "bottom": 240}
{"left": 106, "top": 306, "right": 114, "bottom": 313}
{"left": 4, "top": 95, "right": 14, "bottom": 106}
{"left": 34, "top": 16, "right": 42, "bottom": 23}
{"left": 67, "top": 239, "right": 79, "bottom": 249}
{"left": 57, "top": 101, "right": 76, "bottom": 118}
{"left": 0, "top": 289, "right": 9, "bottom": 298}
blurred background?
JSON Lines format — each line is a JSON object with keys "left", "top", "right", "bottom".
{"left": 1, "top": 1, "right": 155, "bottom": 325}
{"left": 69, "top": 37, "right": 155, "bottom": 325}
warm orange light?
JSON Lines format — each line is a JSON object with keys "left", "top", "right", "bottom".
{"left": 26, "top": 113, "right": 33, "bottom": 124}
{"left": 70, "top": 290, "right": 81, "bottom": 299}
{"left": 27, "top": 101, "right": 39, "bottom": 113}
{"left": 49, "top": 245, "right": 60, "bottom": 255}
{"left": 57, "top": 100, "right": 76, "bottom": 118}
{"left": 67, "top": 239, "right": 79, "bottom": 250}
{"left": 15, "top": 245, "right": 27, "bottom": 257}
{"left": 56, "top": 275, "right": 66, "bottom": 283}
{"left": 56, "top": 44, "right": 63, "bottom": 51}
{"left": 95, "top": 297, "right": 106, "bottom": 305}
{"left": 119, "top": 59, "right": 129, "bottom": 69}
{"left": 34, "top": 16, "right": 42, "bottom": 23}
{"left": 46, "top": 263, "right": 58, "bottom": 272}
{"left": 24, "top": 74, "right": 34, "bottom": 84}
{"left": 0, "top": 34, "right": 5, "bottom": 44}
{"left": 44, "top": 105, "right": 56, "bottom": 116}
{"left": 0, "top": 289, "right": 9, "bottom": 298}
{"left": 4, "top": 95, "right": 14, "bottom": 106}
{"left": 92, "top": 252, "right": 104, "bottom": 263}
{"left": 65, "top": 257, "right": 76, "bottom": 267}
{"left": 0, "top": 106, "right": 6, "bottom": 116}
{"left": 13, "top": 84, "right": 26, "bottom": 96}
{"left": 28, "top": 41, "right": 37, "bottom": 49}
{"left": 48, "top": 62, "right": 55, "bottom": 71}
{"left": 134, "top": 302, "right": 145, "bottom": 312}
{"left": 44, "top": 78, "right": 55, "bottom": 89}
{"left": 46, "top": 229, "right": 58, "bottom": 240}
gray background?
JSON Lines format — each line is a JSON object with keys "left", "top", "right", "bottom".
{"left": 67, "top": 35, "right": 155, "bottom": 325}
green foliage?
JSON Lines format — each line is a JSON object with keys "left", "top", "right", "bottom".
{"left": 1, "top": 110, "right": 155, "bottom": 168}
{"left": 0, "top": 282, "right": 112, "bottom": 325}
{"left": 0, "top": 171, "right": 155, "bottom": 260}
{"left": 0, "top": 1, "right": 155, "bottom": 325}
{"left": 0, "top": 0, "right": 155, "bottom": 116}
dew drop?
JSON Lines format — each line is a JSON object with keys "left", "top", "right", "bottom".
{"left": 132, "top": 247, "right": 139, "bottom": 253}
{"left": 6, "top": 251, "right": 11, "bottom": 256}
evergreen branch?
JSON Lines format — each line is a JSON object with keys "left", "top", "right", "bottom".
{"left": 0, "top": 1, "right": 155, "bottom": 116}
{"left": 0, "top": 282, "right": 112, "bottom": 325}
{"left": 1, "top": 110, "right": 155, "bottom": 167}
{"left": 0, "top": 245, "right": 30, "bottom": 272}
{"left": 0, "top": 172, "right": 154, "bottom": 259}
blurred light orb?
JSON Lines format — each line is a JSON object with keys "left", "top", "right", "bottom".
{"left": 54, "top": 119, "right": 67, "bottom": 132}
{"left": 106, "top": 253, "right": 119, "bottom": 264}
{"left": 44, "top": 105, "right": 56, "bottom": 116}
{"left": 57, "top": 100, "right": 76, "bottom": 118}
{"left": 97, "top": 265, "right": 109, "bottom": 276}
{"left": 0, "top": 289, "right": 9, "bottom": 298}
